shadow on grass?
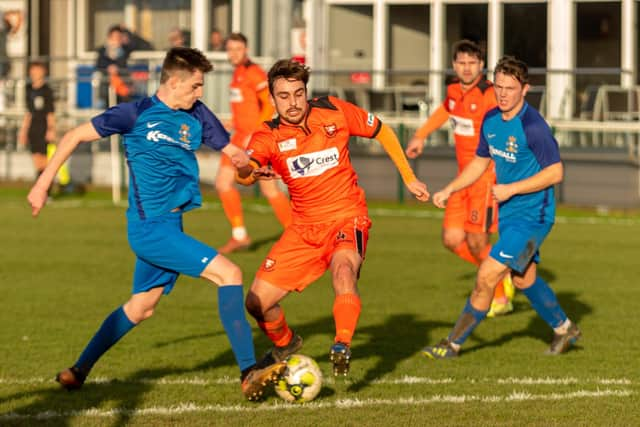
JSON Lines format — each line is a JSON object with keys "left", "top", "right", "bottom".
{"left": 0, "top": 315, "right": 338, "bottom": 426}
{"left": 346, "top": 314, "right": 451, "bottom": 393}
{"left": 463, "top": 290, "right": 591, "bottom": 355}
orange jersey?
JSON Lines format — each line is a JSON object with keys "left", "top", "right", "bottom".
{"left": 248, "top": 96, "right": 382, "bottom": 224}
{"left": 229, "top": 61, "right": 272, "bottom": 133}
{"left": 443, "top": 79, "right": 497, "bottom": 170}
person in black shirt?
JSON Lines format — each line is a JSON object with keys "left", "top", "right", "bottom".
{"left": 19, "top": 61, "right": 55, "bottom": 178}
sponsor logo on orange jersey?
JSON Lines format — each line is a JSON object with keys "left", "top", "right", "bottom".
{"left": 286, "top": 147, "right": 340, "bottom": 178}
{"left": 278, "top": 138, "right": 297, "bottom": 152}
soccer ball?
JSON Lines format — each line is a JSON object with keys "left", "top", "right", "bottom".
{"left": 275, "top": 354, "right": 323, "bottom": 403}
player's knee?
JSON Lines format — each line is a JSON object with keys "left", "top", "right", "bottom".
{"left": 475, "top": 271, "right": 498, "bottom": 296}
{"left": 125, "top": 304, "right": 154, "bottom": 323}
{"left": 467, "top": 240, "right": 487, "bottom": 257}
{"left": 442, "top": 235, "right": 463, "bottom": 251}
{"left": 220, "top": 263, "right": 242, "bottom": 285}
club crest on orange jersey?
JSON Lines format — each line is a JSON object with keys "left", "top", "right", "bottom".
{"left": 324, "top": 123, "right": 337, "bottom": 137}
{"left": 470, "top": 103, "right": 477, "bottom": 112}
{"left": 448, "top": 99, "right": 456, "bottom": 110}
{"left": 263, "top": 258, "right": 276, "bottom": 271}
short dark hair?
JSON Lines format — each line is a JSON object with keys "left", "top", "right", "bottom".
{"left": 452, "top": 39, "right": 483, "bottom": 62}
{"left": 267, "top": 59, "right": 310, "bottom": 94}
{"left": 494, "top": 55, "right": 529, "bottom": 85}
{"left": 28, "top": 60, "right": 47, "bottom": 71}
{"left": 160, "top": 47, "right": 213, "bottom": 83}
{"left": 107, "top": 25, "right": 123, "bottom": 36}
{"left": 226, "top": 32, "right": 248, "bottom": 46}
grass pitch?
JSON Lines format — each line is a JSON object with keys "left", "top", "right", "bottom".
{"left": 1, "top": 186, "right": 639, "bottom": 426}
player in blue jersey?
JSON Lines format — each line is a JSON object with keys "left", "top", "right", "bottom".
{"left": 27, "top": 47, "right": 286, "bottom": 401}
{"left": 422, "top": 56, "right": 581, "bottom": 358}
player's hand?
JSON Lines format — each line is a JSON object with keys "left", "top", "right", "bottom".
{"left": 229, "top": 151, "right": 249, "bottom": 169}
{"left": 223, "top": 119, "right": 234, "bottom": 132}
{"left": 432, "top": 188, "right": 452, "bottom": 209}
{"left": 491, "top": 184, "right": 514, "bottom": 202}
{"left": 405, "top": 137, "right": 425, "bottom": 159}
{"left": 27, "top": 185, "right": 49, "bottom": 217}
{"left": 407, "top": 179, "right": 430, "bottom": 202}
{"left": 253, "top": 166, "right": 280, "bottom": 180}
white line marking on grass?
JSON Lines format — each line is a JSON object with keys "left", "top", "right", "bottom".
{"left": 0, "top": 389, "right": 632, "bottom": 420}
{"left": 0, "top": 376, "right": 632, "bottom": 386}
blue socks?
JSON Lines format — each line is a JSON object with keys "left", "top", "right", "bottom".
{"left": 75, "top": 306, "right": 136, "bottom": 373}
{"left": 73, "top": 286, "right": 257, "bottom": 377}
{"left": 522, "top": 276, "right": 567, "bottom": 329}
{"left": 218, "top": 285, "right": 256, "bottom": 372}
{"left": 448, "top": 298, "right": 488, "bottom": 346}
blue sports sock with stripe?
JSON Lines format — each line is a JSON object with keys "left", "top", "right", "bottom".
{"left": 448, "top": 298, "right": 488, "bottom": 346}
{"left": 522, "top": 276, "right": 568, "bottom": 329}
{"left": 218, "top": 285, "right": 256, "bottom": 372}
{"left": 75, "top": 306, "right": 136, "bottom": 373}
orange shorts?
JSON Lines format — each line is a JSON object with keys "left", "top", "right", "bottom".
{"left": 220, "top": 131, "right": 252, "bottom": 168}
{"left": 443, "top": 171, "right": 498, "bottom": 234}
{"left": 256, "top": 215, "right": 372, "bottom": 292}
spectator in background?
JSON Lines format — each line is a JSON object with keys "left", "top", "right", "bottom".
{"left": 168, "top": 27, "right": 189, "bottom": 48}
{"left": 210, "top": 28, "right": 225, "bottom": 51}
{"left": 95, "top": 25, "right": 130, "bottom": 107}
{"left": 18, "top": 61, "right": 55, "bottom": 178}
{"left": 120, "top": 25, "right": 154, "bottom": 52}
{"left": 18, "top": 61, "right": 72, "bottom": 191}
{"left": 0, "top": 9, "right": 23, "bottom": 111}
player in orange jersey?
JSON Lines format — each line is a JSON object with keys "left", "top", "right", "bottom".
{"left": 215, "top": 33, "right": 292, "bottom": 254}
{"left": 405, "top": 39, "right": 514, "bottom": 317}
{"left": 236, "top": 59, "right": 429, "bottom": 376}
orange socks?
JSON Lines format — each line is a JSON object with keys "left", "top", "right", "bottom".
{"left": 494, "top": 279, "right": 507, "bottom": 301}
{"left": 267, "top": 192, "right": 292, "bottom": 228}
{"left": 453, "top": 242, "right": 480, "bottom": 266}
{"left": 258, "top": 311, "right": 293, "bottom": 347}
{"left": 333, "top": 294, "right": 361, "bottom": 345}
{"left": 219, "top": 188, "right": 244, "bottom": 228}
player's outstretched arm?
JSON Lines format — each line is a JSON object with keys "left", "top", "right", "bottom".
{"left": 492, "top": 161, "right": 563, "bottom": 202}
{"left": 28, "top": 122, "right": 100, "bottom": 217}
{"left": 432, "top": 155, "right": 491, "bottom": 208}
{"left": 222, "top": 143, "right": 250, "bottom": 169}
{"left": 405, "top": 105, "right": 449, "bottom": 159}
{"left": 375, "top": 124, "right": 429, "bottom": 202}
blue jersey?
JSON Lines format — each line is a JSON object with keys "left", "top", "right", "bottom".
{"left": 92, "top": 95, "right": 229, "bottom": 221}
{"left": 476, "top": 102, "right": 561, "bottom": 224}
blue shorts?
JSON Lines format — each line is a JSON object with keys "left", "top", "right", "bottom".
{"left": 490, "top": 221, "right": 553, "bottom": 274}
{"left": 127, "top": 212, "right": 218, "bottom": 294}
